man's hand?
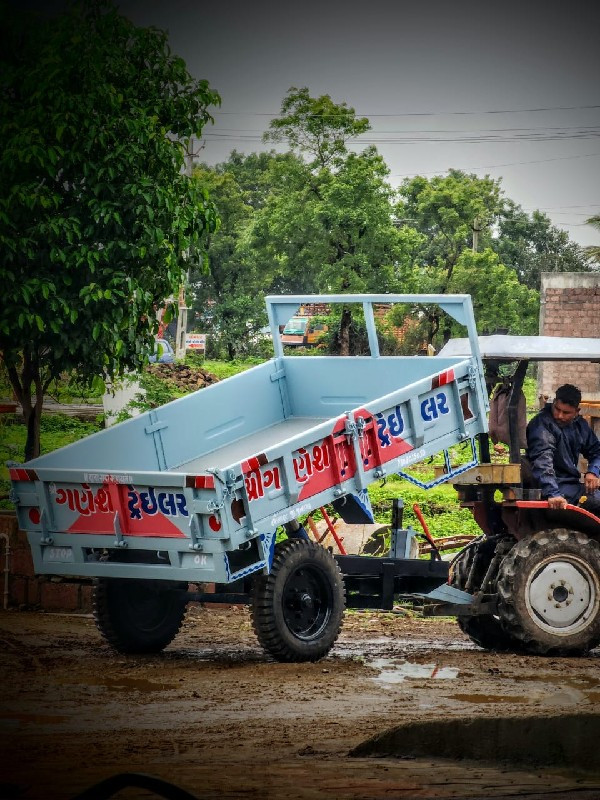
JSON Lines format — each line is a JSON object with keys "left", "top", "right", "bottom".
{"left": 584, "top": 472, "right": 599, "bottom": 493}
{"left": 548, "top": 495, "right": 568, "bottom": 510}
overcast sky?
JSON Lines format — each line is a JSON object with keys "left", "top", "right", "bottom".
{"left": 21, "top": 0, "right": 600, "bottom": 247}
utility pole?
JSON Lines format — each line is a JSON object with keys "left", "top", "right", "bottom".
{"left": 174, "top": 137, "right": 201, "bottom": 359}
{"left": 472, "top": 216, "right": 482, "bottom": 253}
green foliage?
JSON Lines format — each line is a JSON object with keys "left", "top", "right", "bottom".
{"left": 359, "top": 475, "right": 482, "bottom": 543}
{"left": 495, "top": 201, "right": 592, "bottom": 289}
{"left": 249, "top": 90, "right": 414, "bottom": 353}
{"left": 46, "top": 372, "right": 105, "bottom": 404}
{"left": 111, "top": 369, "right": 181, "bottom": 423}
{"left": 264, "top": 86, "right": 370, "bottom": 169}
{"left": 189, "top": 153, "right": 304, "bottom": 359}
{"left": 0, "top": 0, "right": 220, "bottom": 458}
{"left": 583, "top": 214, "right": 600, "bottom": 265}
{"left": 38, "top": 414, "right": 101, "bottom": 435}
{"left": 522, "top": 375, "right": 539, "bottom": 416}
{"left": 192, "top": 357, "right": 266, "bottom": 380}
{"left": 448, "top": 249, "right": 539, "bottom": 336}
{"left": 395, "top": 171, "right": 541, "bottom": 342}
{"left": 397, "top": 169, "right": 503, "bottom": 286}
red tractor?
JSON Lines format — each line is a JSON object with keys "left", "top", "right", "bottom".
{"left": 439, "top": 334, "right": 600, "bottom": 656}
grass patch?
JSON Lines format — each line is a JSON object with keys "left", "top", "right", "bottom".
{"left": 367, "top": 474, "right": 481, "bottom": 541}
{"left": 185, "top": 354, "right": 266, "bottom": 380}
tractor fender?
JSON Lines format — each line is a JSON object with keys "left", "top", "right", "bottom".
{"left": 514, "top": 500, "right": 600, "bottom": 539}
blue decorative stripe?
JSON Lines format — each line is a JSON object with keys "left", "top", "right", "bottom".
{"left": 223, "top": 553, "right": 266, "bottom": 582}
{"left": 396, "top": 439, "right": 478, "bottom": 490}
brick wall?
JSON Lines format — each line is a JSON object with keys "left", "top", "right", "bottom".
{"left": 538, "top": 273, "right": 600, "bottom": 403}
{"left": 0, "top": 512, "right": 92, "bottom": 612}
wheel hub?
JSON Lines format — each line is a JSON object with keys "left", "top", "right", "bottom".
{"left": 527, "top": 559, "right": 596, "bottom": 632}
{"left": 282, "top": 566, "right": 331, "bottom": 640}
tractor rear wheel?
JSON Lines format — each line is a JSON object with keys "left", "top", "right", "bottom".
{"left": 450, "top": 542, "right": 519, "bottom": 652}
{"left": 93, "top": 578, "right": 188, "bottom": 654}
{"left": 497, "top": 529, "right": 600, "bottom": 655}
{"left": 251, "top": 539, "right": 345, "bottom": 662}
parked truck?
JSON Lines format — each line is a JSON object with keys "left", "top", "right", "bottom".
{"left": 8, "top": 294, "right": 600, "bottom": 661}
{"left": 280, "top": 315, "right": 328, "bottom": 348}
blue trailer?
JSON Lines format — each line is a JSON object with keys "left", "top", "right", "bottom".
{"left": 10, "top": 294, "right": 600, "bottom": 660}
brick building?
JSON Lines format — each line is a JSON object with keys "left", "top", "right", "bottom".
{"left": 0, "top": 512, "right": 93, "bottom": 612}
{"left": 538, "top": 273, "right": 600, "bottom": 407}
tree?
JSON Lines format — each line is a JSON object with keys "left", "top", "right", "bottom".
{"left": 251, "top": 88, "right": 411, "bottom": 354}
{"left": 0, "top": 1, "right": 219, "bottom": 459}
{"left": 584, "top": 215, "right": 600, "bottom": 264}
{"left": 397, "top": 170, "right": 503, "bottom": 290}
{"left": 264, "top": 86, "right": 370, "bottom": 170}
{"left": 189, "top": 151, "right": 307, "bottom": 359}
{"left": 447, "top": 249, "right": 539, "bottom": 336}
{"left": 494, "top": 201, "right": 592, "bottom": 289}
{"left": 217, "top": 149, "right": 290, "bottom": 211}
{"left": 396, "top": 170, "right": 504, "bottom": 341}
{"left": 189, "top": 163, "right": 265, "bottom": 359}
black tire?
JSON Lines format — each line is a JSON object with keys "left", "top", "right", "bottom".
{"left": 251, "top": 539, "right": 345, "bottom": 662}
{"left": 497, "top": 529, "right": 600, "bottom": 656}
{"left": 93, "top": 578, "right": 188, "bottom": 654}
{"left": 450, "top": 541, "right": 519, "bottom": 652}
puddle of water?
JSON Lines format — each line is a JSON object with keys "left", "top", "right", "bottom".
{"left": 450, "top": 685, "right": 599, "bottom": 708}
{"left": 518, "top": 673, "right": 600, "bottom": 691}
{"left": 368, "top": 658, "right": 459, "bottom": 684}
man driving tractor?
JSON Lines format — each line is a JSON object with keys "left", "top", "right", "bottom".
{"left": 526, "top": 383, "right": 600, "bottom": 513}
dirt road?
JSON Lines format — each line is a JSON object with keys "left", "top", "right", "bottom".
{"left": 1, "top": 606, "right": 599, "bottom": 800}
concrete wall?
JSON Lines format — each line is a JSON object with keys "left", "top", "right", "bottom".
{"left": 538, "top": 273, "right": 600, "bottom": 404}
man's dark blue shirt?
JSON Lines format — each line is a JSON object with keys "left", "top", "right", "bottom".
{"left": 526, "top": 403, "right": 600, "bottom": 501}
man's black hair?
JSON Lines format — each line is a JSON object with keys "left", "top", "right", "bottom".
{"left": 555, "top": 384, "right": 582, "bottom": 408}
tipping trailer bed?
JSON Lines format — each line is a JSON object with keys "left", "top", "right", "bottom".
{"left": 9, "top": 294, "right": 491, "bottom": 661}
{"left": 10, "top": 294, "right": 489, "bottom": 587}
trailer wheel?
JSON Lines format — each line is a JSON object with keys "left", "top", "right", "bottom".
{"left": 93, "top": 579, "right": 188, "bottom": 654}
{"left": 251, "top": 539, "right": 345, "bottom": 662}
{"left": 450, "top": 543, "right": 518, "bottom": 652}
{"left": 497, "top": 529, "right": 600, "bottom": 655}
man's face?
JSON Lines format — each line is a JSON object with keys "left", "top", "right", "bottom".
{"left": 551, "top": 399, "right": 579, "bottom": 427}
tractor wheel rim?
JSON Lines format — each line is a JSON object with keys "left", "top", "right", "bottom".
{"left": 282, "top": 565, "right": 332, "bottom": 640}
{"left": 526, "top": 556, "right": 599, "bottom": 635}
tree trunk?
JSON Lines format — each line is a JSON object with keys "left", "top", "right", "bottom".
{"left": 338, "top": 306, "right": 352, "bottom": 357}
{"left": 427, "top": 313, "right": 440, "bottom": 344}
{"left": 5, "top": 352, "right": 43, "bottom": 461}
{"left": 24, "top": 401, "right": 42, "bottom": 462}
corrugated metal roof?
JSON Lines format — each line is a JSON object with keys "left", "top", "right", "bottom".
{"left": 438, "top": 335, "right": 600, "bottom": 361}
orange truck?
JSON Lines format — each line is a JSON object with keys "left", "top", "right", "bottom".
{"left": 280, "top": 316, "right": 328, "bottom": 348}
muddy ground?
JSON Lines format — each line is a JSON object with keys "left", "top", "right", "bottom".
{"left": 1, "top": 606, "right": 600, "bottom": 800}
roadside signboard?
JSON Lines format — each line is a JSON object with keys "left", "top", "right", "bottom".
{"left": 186, "top": 333, "right": 206, "bottom": 351}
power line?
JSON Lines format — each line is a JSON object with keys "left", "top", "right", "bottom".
{"left": 215, "top": 103, "right": 600, "bottom": 118}
{"left": 390, "top": 152, "right": 600, "bottom": 177}
{"left": 526, "top": 211, "right": 599, "bottom": 217}
{"left": 210, "top": 123, "right": 600, "bottom": 135}
{"left": 204, "top": 130, "right": 600, "bottom": 144}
